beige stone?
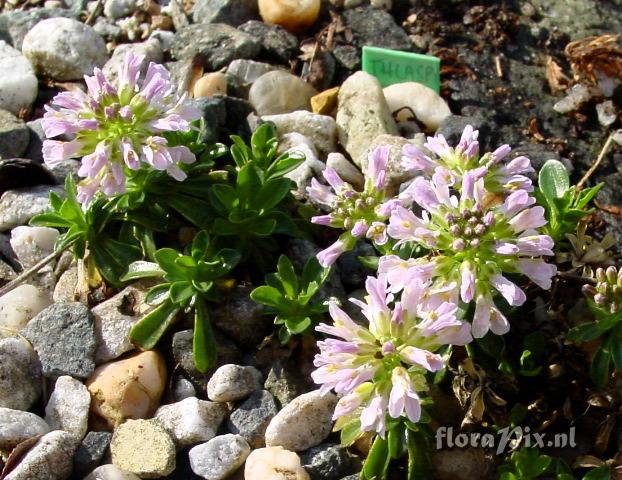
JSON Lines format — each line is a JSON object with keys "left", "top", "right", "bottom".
{"left": 110, "top": 419, "right": 176, "bottom": 478}
{"left": 86, "top": 351, "right": 167, "bottom": 428}
{"left": 311, "top": 87, "right": 339, "bottom": 115}
{"left": 258, "top": 0, "right": 320, "bottom": 32}
{"left": 0, "top": 284, "right": 51, "bottom": 334}
{"left": 244, "top": 447, "right": 309, "bottom": 480}
{"left": 383, "top": 82, "right": 452, "bottom": 132}
{"left": 249, "top": 71, "right": 317, "bottom": 116}
{"left": 193, "top": 72, "right": 228, "bottom": 98}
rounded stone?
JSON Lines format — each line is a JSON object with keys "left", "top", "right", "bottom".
{"left": 249, "top": 71, "right": 317, "bottom": 116}
{"left": 227, "top": 389, "right": 278, "bottom": 448}
{"left": 84, "top": 465, "right": 141, "bottom": 480}
{"left": 0, "top": 109, "right": 29, "bottom": 160}
{"left": 193, "top": 72, "right": 228, "bottom": 98}
{"left": 86, "top": 350, "right": 167, "bottom": 428}
{"left": 189, "top": 434, "right": 251, "bottom": 480}
{"left": 265, "top": 390, "right": 337, "bottom": 452}
{"left": 244, "top": 446, "right": 310, "bottom": 480}
{"left": 0, "top": 407, "right": 50, "bottom": 449}
{"left": 258, "top": 0, "right": 320, "bottom": 32}
{"left": 0, "top": 283, "right": 51, "bottom": 333}
{"left": 207, "top": 364, "right": 263, "bottom": 402}
{"left": 22, "top": 17, "right": 108, "bottom": 81}
{"left": 10, "top": 226, "right": 59, "bottom": 268}
{"left": 383, "top": 82, "right": 452, "bottom": 132}
{"left": 44, "top": 375, "right": 91, "bottom": 440}
{"left": 110, "top": 419, "right": 176, "bottom": 478}
{"left": 0, "top": 41, "right": 38, "bottom": 115}
{"left": 0, "top": 337, "right": 42, "bottom": 410}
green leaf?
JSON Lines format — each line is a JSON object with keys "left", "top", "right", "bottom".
{"left": 192, "top": 231, "right": 211, "bottom": 261}
{"left": 256, "top": 178, "right": 293, "bottom": 211}
{"left": 388, "top": 422, "right": 407, "bottom": 460}
{"left": 169, "top": 281, "right": 195, "bottom": 305}
{"left": 539, "top": 159, "right": 570, "bottom": 201}
{"left": 212, "top": 184, "right": 238, "bottom": 211}
{"left": 193, "top": 297, "right": 217, "bottom": 373}
{"left": 406, "top": 428, "right": 432, "bottom": 480}
{"left": 29, "top": 212, "right": 69, "bottom": 228}
{"left": 129, "top": 300, "right": 180, "bottom": 349}
{"left": 590, "top": 339, "right": 613, "bottom": 389}
{"left": 583, "top": 466, "right": 611, "bottom": 480}
{"left": 276, "top": 255, "right": 299, "bottom": 298}
{"left": 250, "top": 285, "right": 284, "bottom": 308}
{"left": 155, "top": 248, "right": 181, "bottom": 274}
{"left": 362, "top": 435, "right": 390, "bottom": 480}
{"left": 284, "top": 316, "right": 312, "bottom": 335}
{"left": 302, "top": 257, "right": 326, "bottom": 287}
{"left": 266, "top": 152, "right": 305, "bottom": 179}
{"left": 567, "top": 322, "right": 604, "bottom": 342}
{"left": 610, "top": 336, "right": 622, "bottom": 373}
{"left": 121, "top": 261, "right": 165, "bottom": 282}
{"left": 145, "top": 283, "right": 171, "bottom": 305}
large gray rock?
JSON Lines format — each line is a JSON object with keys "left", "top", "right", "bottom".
{"left": 0, "top": 185, "right": 64, "bottom": 231}
{"left": 171, "top": 23, "right": 260, "bottom": 69}
{"left": 0, "top": 8, "right": 78, "bottom": 50}
{"left": 0, "top": 407, "right": 50, "bottom": 449}
{"left": 0, "top": 109, "right": 29, "bottom": 159}
{"left": 102, "top": 39, "right": 163, "bottom": 88}
{"left": 189, "top": 434, "right": 251, "bottom": 480}
{"left": 228, "top": 390, "right": 279, "bottom": 448}
{"left": 0, "top": 337, "right": 42, "bottom": 410}
{"left": 0, "top": 41, "right": 37, "bottom": 115}
{"left": 3, "top": 430, "right": 79, "bottom": 480}
{"left": 22, "top": 17, "right": 108, "bottom": 81}
{"left": 336, "top": 71, "right": 398, "bottom": 161}
{"left": 21, "top": 303, "right": 96, "bottom": 379}
{"left": 192, "top": 0, "right": 258, "bottom": 26}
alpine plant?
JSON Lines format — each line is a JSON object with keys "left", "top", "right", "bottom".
{"left": 306, "top": 145, "right": 406, "bottom": 267}
{"left": 386, "top": 170, "right": 556, "bottom": 338}
{"left": 312, "top": 275, "right": 472, "bottom": 437}
{"left": 41, "top": 52, "right": 201, "bottom": 204}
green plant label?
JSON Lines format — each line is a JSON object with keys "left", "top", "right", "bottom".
{"left": 362, "top": 46, "right": 441, "bottom": 92}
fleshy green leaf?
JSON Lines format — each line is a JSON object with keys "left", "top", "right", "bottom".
{"left": 121, "top": 261, "right": 165, "bottom": 282}
{"left": 169, "top": 281, "right": 195, "bottom": 305}
{"left": 567, "top": 322, "right": 604, "bottom": 342}
{"left": 276, "top": 255, "right": 299, "bottom": 298}
{"left": 362, "top": 435, "right": 390, "bottom": 480}
{"left": 583, "top": 466, "right": 611, "bottom": 480}
{"left": 539, "top": 159, "right": 570, "bottom": 201}
{"left": 250, "top": 285, "right": 285, "bottom": 308}
{"left": 590, "top": 339, "right": 612, "bottom": 389}
{"left": 193, "top": 297, "right": 217, "bottom": 373}
{"left": 129, "top": 300, "right": 180, "bottom": 349}
{"left": 340, "top": 418, "right": 363, "bottom": 446}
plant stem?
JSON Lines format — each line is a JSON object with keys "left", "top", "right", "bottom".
{"left": 577, "top": 132, "right": 615, "bottom": 191}
{"left": 0, "top": 241, "right": 76, "bottom": 298}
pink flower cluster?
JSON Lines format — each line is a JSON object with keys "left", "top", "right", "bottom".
{"left": 42, "top": 52, "right": 201, "bottom": 204}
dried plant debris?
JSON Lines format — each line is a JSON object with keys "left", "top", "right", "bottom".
{"left": 565, "top": 35, "right": 622, "bottom": 85}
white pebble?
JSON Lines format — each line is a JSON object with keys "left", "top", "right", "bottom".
{"left": 383, "top": 82, "right": 452, "bottom": 131}
{"left": 0, "top": 41, "right": 38, "bottom": 115}
{"left": 0, "top": 407, "right": 50, "bottom": 449}
{"left": 244, "top": 447, "right": 310, "bottom": 480}
{"left": 189, "top": 434, "right": 251, "bottom": 480}
{"left": 207, "top": 364, "right": 263, "bottom": 402}
{"left": 0, "top": 284, "right": 51, "bottom": 333}
{"left": 10, "top": 226, "right": 59, "bottom": 268}
{"left": 45, "top": 376, "right": 91, "bottom": 440}
{"left": 265, "top": 390, "right": 337, "bottom": 451}
{"left": 84, "top": 465, "right": 141, "bottom": 480}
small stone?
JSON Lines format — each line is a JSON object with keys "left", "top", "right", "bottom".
{"left": 10, "top": 226, "right": 59, "bottom": 268}
{"left": 92, "top": 286, "right": 150, "bottom": 363}
{"left": 237, "top": 20, "right": 298, "bottom": 62}
{"left": 3, "top": 430, "right": 79, "bottom": 480}
{"left": 281, "top": 133, "right": 326, "bottom": 197}
{"left": 301, "top": 444, "right": 356, "bottom": 480}
{"left": 265, "top": 390, "right": 337, "bottom": 452}
{"left": 0, "top": 284, "right": 51, "bottom": 333}
{"left": 87, "top": 351, "right": 167, "bottom": 428}
{"left": 264, "top": 360, "right": 307, "bottom": 407}
{"left": 171, "top": 23, "right": 260, "bottom": 70}
{"left": 596, "top": 100, "right": 617, "bottom": 127}
{"left": 227, "top": 59, "right": 281, "bottom": 86}
{"left": 0, "top": 407, "right": 50, "bottom": 449}
{"left": 173, "top": 376, "right": 196, "bottom": 401}
{"left": 207, "top": 364, "right": 263, "bottom": 402}
{"left": 613, "top": 129, "right": 622, "bottom": 146}
{"left": 0, "top": 337, "right": 42, "bottom": 410}
{"left": 553, "top": 83, "right": 592, "bottom": 114}
{"left": 110, "top": 419, "right": 176, "bottom": 478}
{"left": 258, "top": 0, "right": 320, "bottom": 32}
{"left": 84, "top": 465, "right": 141, "bottom": 480}
{"left": 45, "top": 375, "right": 91, "bottom": 440}
{"left": 53, "top": 266, "right": 78, "bottom": 303}
{"left": 0, "top": 8, "right": 79, "bottom": 50}
{"left": 383, "top": 82, "right": 452, "bottom": 131}
{"left": 336, "top": 71, "right": 398, "bottom": 161}
{"left": 326, "top": 153, "right": 364, "bottom": 190}
{"left": 102, "top": 39, "right": 163, "bottom": 87}
{"left": 0, "top": 109, "right": 29, "bottom": 159}
{"left": 0, "top": 185, "right": 65, "bottom": 231}
{"left": 189, "top": 434, "right": 251, "bottom": 480}
{"left": 263, "top": 111, "right": 338, "bottom": 158}
{"left": 356, "top": 133, "right": 424, "bottom": 195}
{"left": 342, "top": 6, "right": 411, "bottom": 52}
{"left": 193, "top": 72, "right": 228, "bottom": 98}
{"left": 244, "top": 447, "right": 310, "bottom": 480}
{"left": 22, "top": 302, "right": 96, "bottom": 379}
{"left": 249, "top": 71, "right": 318, "bottom": 116}
{"left": 0, "top": 41, "right": 37, "bottom": 115}
{"left": 432, "top": 447, "right": 496, "bottom": 480}
{"left": 211, "top": 285, "right": 273, "bottom": 347}
{"left": 104, "top": 0, "right": 137, "bottom": 19}
{"left": 74, "top": 431, "right": 113, "bottom": 477}
{"left": 154, "top": 396, "right": 228, "bottom": 448}
{"left": 22, "top": 18, "right": 108, "bottom": 81}
{"left": 228, "top": 390, "right": 279, "bottom": 448}
{"left": 311, "top": 87, "right": 339, "bottom": 116}
{"left": 192, "top": 0, "right": 258, "bottom": 26}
